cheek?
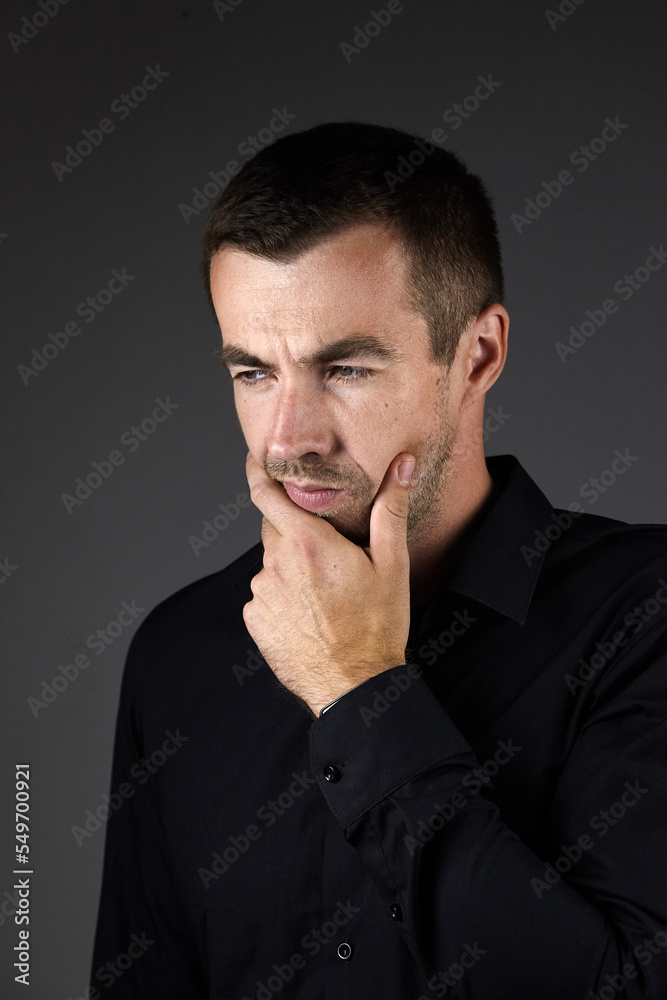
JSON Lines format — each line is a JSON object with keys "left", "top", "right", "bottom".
{"left": 380, "top": 397, "right": 432, "bottom": 445}
{"left": 349, "top": 398, "right": 401, "bottom": 451}
{"left": 346, "top": 402, "right": 422, "bottom": 482}
{"left": 233, "top": 393, "right": 263, "bottom": 439}
{"left": 365, "top": 393, "right": 409, "bottom": 428}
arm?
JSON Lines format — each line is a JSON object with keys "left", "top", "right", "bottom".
{"left": 309, "top": 636, "right": 667, "bottom": 999}
{"left": 89, "top": 634, "right": 208, "bottom": 998}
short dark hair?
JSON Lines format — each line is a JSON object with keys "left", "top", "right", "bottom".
{"left": 201, "top": 121, "right": 504, "bottom": 369}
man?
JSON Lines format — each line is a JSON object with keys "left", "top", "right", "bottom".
{"left": 90, "top": 122, "right": 667, "bottom": 998}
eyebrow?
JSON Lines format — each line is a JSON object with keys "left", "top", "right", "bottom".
{"left": 216, "top": 334, "right": 403, "bottom": 371}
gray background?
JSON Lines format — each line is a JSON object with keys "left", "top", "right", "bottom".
{"left": 2, "top": 0, "right": 666, "bottom": 994}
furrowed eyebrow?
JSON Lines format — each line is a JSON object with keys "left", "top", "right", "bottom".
{"left": 216, "top": 334, "right": 403, "bottom": 371}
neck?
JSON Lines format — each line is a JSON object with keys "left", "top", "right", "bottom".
{"left": 408, "top": 450, "right": 496, "bottom": 609}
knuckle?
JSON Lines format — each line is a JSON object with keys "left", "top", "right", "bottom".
{"left": 250, "top": 482, "right": 269, "bottom": 506}
{"left": 292, "top": 530, "right": 317, "bottom": 560}
{"left": 384, "top": 502, "right": 406, "bottom": 523}
{"left": 262, "top": 551, "right": 275, "bottom": 573}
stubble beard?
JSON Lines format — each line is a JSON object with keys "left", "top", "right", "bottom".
{"left": 309, "top": 392, "right": 457, "bottom": 548}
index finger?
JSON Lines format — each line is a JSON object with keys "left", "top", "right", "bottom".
{"left": 245, "top": 451, "right": 317, "bottom": 536}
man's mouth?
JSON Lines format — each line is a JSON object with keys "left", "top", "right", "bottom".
{"left": 283, "top": 481, "right": 347, "bottom": 512}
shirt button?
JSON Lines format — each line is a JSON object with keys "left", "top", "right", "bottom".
{"left": 389, "top": 904, "right": 403, "bottom": 921}
{"left": 323, "top": 765, "right": 341, "bottom": 783}
{"left": 337, "top": 942, "right": 353, "bottom": 960}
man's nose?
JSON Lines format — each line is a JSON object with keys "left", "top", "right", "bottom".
{"left": 264, "top": 383, "right": 336, "bottom": 462}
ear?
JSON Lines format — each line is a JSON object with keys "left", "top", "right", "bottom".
{"left": 466, "top": 304, "right": 509, "bottom": 394}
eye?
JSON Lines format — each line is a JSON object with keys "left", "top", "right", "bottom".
{"left": 329, "top": 366, "right": 373, "bottom": 382}
{"left": 232, "top": 369, "right": 268, "bottom": 385}
{"left": 231, "top": 366, "right": 374, "bottom": 387}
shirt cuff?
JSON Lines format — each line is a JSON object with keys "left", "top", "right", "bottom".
{"left": 309, "top": 662, "right": 472, "bottom": 829}
{"left": 318, "top": 673, "right": 375, "bottom": 716}
{"left": 319, "top": 698, "right": 341, "bottom": 716}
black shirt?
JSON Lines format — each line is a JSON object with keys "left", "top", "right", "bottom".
{"left": 90, "top": 454, "right": 667, "bottom": 999}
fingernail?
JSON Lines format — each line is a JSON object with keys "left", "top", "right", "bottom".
{"left": 398, "top": 461, "right": 415, "bottom": 485}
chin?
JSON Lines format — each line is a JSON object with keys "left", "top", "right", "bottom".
{"left": 317, "top": 513, "right": 369, "bottom": 547}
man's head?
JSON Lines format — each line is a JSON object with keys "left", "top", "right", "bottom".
{"left": 202, "top": 121, "right": 504, "bottom": 371}
{"left": 203, "top": 122, "right": 508, "bottom": 547}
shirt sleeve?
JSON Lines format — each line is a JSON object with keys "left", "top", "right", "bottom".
{"left": 309, "top": 639, "right": 667, "bottom": 999}
{"left": 89, "top": 634, "right": 208, "bottom": 998}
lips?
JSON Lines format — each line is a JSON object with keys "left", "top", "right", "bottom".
{"left": 283, "top": 480, "right": 347, "bottom": 512}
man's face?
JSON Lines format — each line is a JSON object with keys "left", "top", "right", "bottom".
{"left": 209, "top": 222, "right": 462, "bottom": 547}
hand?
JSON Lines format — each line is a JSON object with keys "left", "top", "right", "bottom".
{"left": 242, "top": 451, "right": 415, "bottom": 717}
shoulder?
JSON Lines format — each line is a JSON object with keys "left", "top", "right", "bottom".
{"left": 552, "top": 507, "right": 667, "bottom": 583}
{"left": 126, "top": 540, "right": 263, "bottom": 663}
{"left": 547, "top": 510, "right": 667, "bottom": 677}
{"left": 111, "top": 540, "right": 267, "bottom": 755}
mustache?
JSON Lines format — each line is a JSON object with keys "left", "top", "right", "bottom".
{"left": 273, "top": 472, "right": 347, "bottom": 489}
{"left": 264, "top": 461, "right": 369, "bottom": 492}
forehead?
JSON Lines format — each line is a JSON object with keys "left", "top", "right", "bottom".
{"left": 209, "top": 222, "right": 414, "bottom": 328}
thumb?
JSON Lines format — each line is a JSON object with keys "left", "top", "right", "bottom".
{"left": 366, "top": 453, "right": 415, "bottom": 570}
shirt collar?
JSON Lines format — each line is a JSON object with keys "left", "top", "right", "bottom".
{"left": 420, "top": 454, "right": 554, "bottom": 627}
